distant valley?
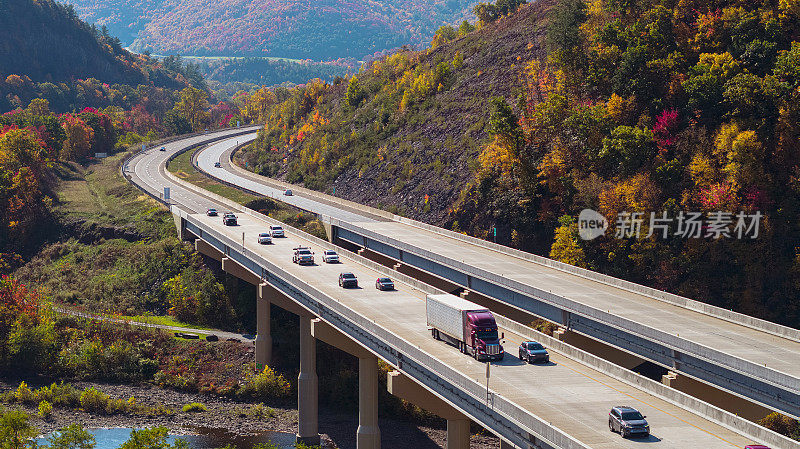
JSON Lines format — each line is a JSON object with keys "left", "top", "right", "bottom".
{"left": 61, "top": 0, "right": 481, "bottom": 60}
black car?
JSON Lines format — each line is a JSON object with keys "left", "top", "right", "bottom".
{"left": 339, "top": 272, "right": 358, "bottom": 288}
{"left": 159, "top": 147, "right": 166, "bottom": 151}
{"left": 609, "top": 406, "right": 649, "bottom": 438}
{"left": 206, "top": 208, "right": 218, "bottom": 216}
{"left": 214, "top": 162, "right": 222, "bottom": 168}
{"left": 375, "top": 277, "right": 394, "bottom": 290}
{"left": 518, "top": 341, "right": 549, "bottom": 363}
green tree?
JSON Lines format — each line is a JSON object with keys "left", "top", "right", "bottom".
{"left": 175, "top": 87, "right": 210, "bottom": 132}
{"left": 163, "top": 110, "right": 192, "bottom": 136}
{"left": 47, "top": 423, "right": 96, "bottom": 449}
{"left": 119, "top": 427, "right": 189, "bottom": 449}
{"left": 599, "top": 125, "right": 655, "bottom": 176}
{"left": 0, "top": 409, "right": 37, "bottom": 449}
{"left": 431, "top": 25, "right": 457, "bottom": 48}
{"left": 488, "top": 97, "right": 522, "bottom": 154}
{"left": 345, "top": 77, "right": 365, "bottom": 109}
{"left": 546, "top": 0, "right": 586, "bottom": 53}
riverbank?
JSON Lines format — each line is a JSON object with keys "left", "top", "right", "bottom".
{"left": 1, "top": 379, "right": 500, "bottom": 448}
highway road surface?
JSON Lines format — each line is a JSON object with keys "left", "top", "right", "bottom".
{"left": 124, "top": 129, "right": 781, "bottom": 449}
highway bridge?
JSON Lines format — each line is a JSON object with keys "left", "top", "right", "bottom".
{"left": 123, "top": 127, "right": 799, "bottom": 449}
{"left": 197, "top": 131, "right": 800, "bottom": 422}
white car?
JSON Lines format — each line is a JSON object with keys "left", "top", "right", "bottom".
{"left": 269, "top": 225, "right": 285, "bottom": 237}
{"left": 284, "top": 189, "right": 293, "bottom": 196}
{"left": 322, "top": 250, "right": 339, "bottom": 263}
{"left": 258, "top": 232, "right": 272, "bottom": 244}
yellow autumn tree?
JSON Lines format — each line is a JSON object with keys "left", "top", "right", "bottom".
{"left": 550, "top": 217, "right": 588, "bottom": 268}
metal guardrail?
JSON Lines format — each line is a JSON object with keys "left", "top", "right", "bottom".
{"left": 175, "top": 207, "right": 591, "bottom": 449}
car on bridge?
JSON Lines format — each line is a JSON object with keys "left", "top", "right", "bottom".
{"left": 258, "top": 232, "right": 272, "bottom": 244}
{"left": 608, "top": 406, "right": 649, "bottom": 438}
{"left": 339, "top": 272, "right": 358, "bottom": 288}
{"left": 745, "top": 446, "right": 771, "bottom": 449}
{"left": 269, "top": 225, "right": 285, "bottom": 237}
{"left": 159, "top": 147, "right": 166, "bottom": 151}
{"left": 284, "top": 189, "right": 293, "bottom": 196}
{"left": 222, "top": 212, "right": 237, "bottom": 226}
{"left": 518, "top": 341, "right": 549, "bottom": 363}
{"left": 375, "top": 277, "right": 394, "bottom": 290}
{"left": 206, "top": 208, "right": 218, "bottom": 216}
{"left": 293, "top": 247, "right": 315, "bottom": 265}
{"left": 214, "top": 162, "right": 222, "bottom": 168}
{"left": 322, "top": 250, "right": 339, "bottom": 263}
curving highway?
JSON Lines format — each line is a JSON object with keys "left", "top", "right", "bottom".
{"left": 123, "top": 128, "right": 794, "bottom": 449}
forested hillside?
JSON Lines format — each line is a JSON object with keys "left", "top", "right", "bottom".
{"left": 0, "top": 0, "right": 190, "bottom": 88}
{"left": 239, "top": 0, "right": 800, "bottom": 328}
{"left": 63, "top": 0, "right": 481, "bottom": 59}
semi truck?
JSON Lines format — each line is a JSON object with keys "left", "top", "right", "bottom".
{"left": 426, "top": 294, "right": 504, "bottom": 361}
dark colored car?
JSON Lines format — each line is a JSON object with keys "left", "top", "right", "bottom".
{"left": 518, "top": 341, "right": 549, "bottom": 363}
{"left": 159, "top": 147, "right": 166, "bottom": 151}
{"left": 214, "top": 162, "right": 222, "bottom": 168}
{"left": 745, "top": 446, "right": 771, "bottom": 449}
{"left": 609, "top": 406, "right": 649, "bottom": 438}
{"left": 375, "top": 277, "right": 394, "bottom": 290}
{"left": 206, "top": 208, "right": 218, "bottom": 216}
{"left": 222, "top": 212, "right": 237, "bottom": 226}
{"left": 339, "top": 272, "right": 358, "bottom": 288}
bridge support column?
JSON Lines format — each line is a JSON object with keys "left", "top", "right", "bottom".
{"left": 446, "top": 418, "right": 470, "bottom": 449}
{"left": 310, "top": 319, "right": 380, "bottom": 448}
{"left": 357, "top": 356, "right": 381, "bottom": 449}
{"left": 387, "top": 371, "right": 470, "bottom": 449}
{"left": 499, "top": 440, "right": 515, "bottom": 449}
{"left": 297, "top": 314, "right": 320, "bottom": 446}
{"left": 255, "top": 282, "right": 272, "bottom": 368}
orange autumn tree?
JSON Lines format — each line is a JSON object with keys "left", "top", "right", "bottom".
{"left": 60, "top": 114, "right": 94, "bottom": 160}
{"left": 0, "top": 128, "right": 50, "bottom": 272}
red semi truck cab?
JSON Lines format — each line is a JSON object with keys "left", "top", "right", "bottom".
{"left": 426, "top": 294, "right": 504, "bottom": 361}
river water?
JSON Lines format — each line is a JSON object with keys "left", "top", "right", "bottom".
{"left": 36, "top": 427, "right": 298, "bottom": 448}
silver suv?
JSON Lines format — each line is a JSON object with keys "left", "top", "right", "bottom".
{"left": 608, "top": 406, "right": 649, "bottom": 438}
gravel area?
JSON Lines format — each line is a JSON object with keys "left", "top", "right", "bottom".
{"left": 2, "top": 378, "right": 500, "bottom": 449}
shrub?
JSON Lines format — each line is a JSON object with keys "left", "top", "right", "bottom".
{"left": 181, "top": 402, "right": 207, "bottom": 413}
{"left": 13, "top": 382, "right": 34, "bottom": 404}
{"left": 759, "top": 412, "right": 800, "bottom": 439}
{"left": 237, "top": 367, "right": 291, "bottom": 401}
{"left": 79, "top": 387, "right": 110, "bottom": 413}
{"left": 250, "top": 403, "right": 274, "bottom": 419}
{"left": 37, "top": 400, "right": 53, "bottom": 418}
{"left": 34, "top": 382, "right": 80, "bottom": 407}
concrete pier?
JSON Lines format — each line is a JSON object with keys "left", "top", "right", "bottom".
{"left": 297, "top": 315, "right": 320, "bottom": 446}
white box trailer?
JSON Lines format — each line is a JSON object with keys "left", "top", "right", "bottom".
{"left": 426, "top": 294, "right": 504, "bottom": 361}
